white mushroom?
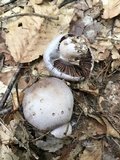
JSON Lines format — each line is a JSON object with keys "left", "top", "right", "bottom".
{"left": 22, "top": 77, "right": 73, "bottom": 138}
{"left": 51, "top": 123, "right": 72, "bottom": 139}
{"left": 43, "top": 34, "right": 93, "bottom": 81}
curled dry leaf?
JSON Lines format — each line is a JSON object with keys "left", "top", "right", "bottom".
{"left": 101, "top": 0, "right": 120, "bottom": 19}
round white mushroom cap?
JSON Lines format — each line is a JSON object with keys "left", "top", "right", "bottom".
{"left": 22, "top": 77, "right": 74, "bottom": 136}
{"left": 51, "top": 123, "right": 72, "bottom": 139}
{"left": 59, "top": 36, "right": 88, "bottom": 61}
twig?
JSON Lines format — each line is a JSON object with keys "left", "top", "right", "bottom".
{"left": 0, "top": 0, "right": 17, "bottom": 7}
{"left": 30, "top": 130, "right": 51, "bottom": 142}
{"left": 58, "top": 0, "right": 76, "bottom": 8}
{"left": 15, "top": 83, "right": 20, "bottom": 108}
{"left": 0, "top": 63, "right": 23, "bottom": 109}
{"left": 0, "top": 106, "right": 12, "bottom": 115}
{"left": 0, "top": 13, "right": 59, "bottom": 22}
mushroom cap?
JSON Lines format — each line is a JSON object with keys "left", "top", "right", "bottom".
{"left": 51, "top": 123, "right": 72, "bottom": 139}
{"left": 22, "top": 77, "right": 74, "bottom": 131}
{"left": 59, "top": 36, "right": 88, "bottom": 61}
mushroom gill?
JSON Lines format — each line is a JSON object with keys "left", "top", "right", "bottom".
{"left": 54, "top": 48, "right": 92, "bottom": 79}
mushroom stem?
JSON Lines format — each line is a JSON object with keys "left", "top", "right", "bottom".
{"left": 51, "top": 123, "right": 72, "bottom": 139}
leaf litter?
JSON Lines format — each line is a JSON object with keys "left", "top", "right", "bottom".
{"left": 0, "top": 0, "right": 120, "bottom": 159}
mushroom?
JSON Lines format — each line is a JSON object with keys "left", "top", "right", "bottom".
{"left": 51, "top": 123, "right": 72, "bottom": 139}
{"left": 22, "top": 77, "right": 73, "bottom": 138}
{"left": 43, "top": 34, "right": 93, "bottom": 81}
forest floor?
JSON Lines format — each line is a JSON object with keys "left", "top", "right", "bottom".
{"left": 0, "top": 0, "right": 120, "bottom": 159}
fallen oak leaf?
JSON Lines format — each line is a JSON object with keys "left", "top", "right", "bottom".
{"left": 5, "top": 3, "right": 57, "bottom": 63}
{"left": 6, "top": 1, "right": 75, "bottom": 63}
{"left": 6, "top": 16, "right": 46, "bottom": 63}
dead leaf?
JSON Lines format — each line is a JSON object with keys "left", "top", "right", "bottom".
{"left": 0, "top": 81, "right": 7, "bottom": 100}
{"left": 0, "top": 144, "right": 19, "bottom": 160}
{"left": 102, "top": 117, "right": 120, "bottom": 138}
{"left": 12, "top": 92, "right": 24, "bottom": 111}
{"left": 6, "top": 16, "right": 46, "bottom": 63}
{"left": 111, "top": 59, "right": 120, "bottom": 71}
{"left": 88, "top": 114, "right": 106, "bottom": 135}
{"left": 97, "top": 50, "right": 110, "bottom": 61}
{"left": 0, "top": 119, "right": 18, "bottom": 144}
{"left": 6, "top": 1, "right": 75, "bottom": 63}
{"left": 101, "top": 0, "right": 120, "bottom": 19}
{"left": 92, "top": 0, "right": 100, "bottom": 5}
{"left": 91, "top": 40, "right": 113, "bottom": 62}
{"left": 111, "top": 47, "right": 120, "bottom": 59}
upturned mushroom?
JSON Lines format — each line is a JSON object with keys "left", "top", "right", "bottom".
{"left": 22, "top": 77, "right": 73, "bottom": 138}
{"left": 43, "top": 34, "right": 93, "bottom": 81}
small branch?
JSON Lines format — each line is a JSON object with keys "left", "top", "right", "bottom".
{"left": 0, "top": 13, "right": 59, "bottom": 22}
{"left": 0, "top": 0, "right": 17, "bottom": 7}
{"left": 0, "top": 63, "right": 23, "bottom": 109}
{"left": 58, "top": 0, "right": 76, "bottom": 8}
{"left": 0, "top": 106, "right": 12, "bottom": 115}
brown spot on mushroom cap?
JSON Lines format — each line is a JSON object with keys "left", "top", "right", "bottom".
{"left": 61, "top": 111, "right": 64, "bottom": 114}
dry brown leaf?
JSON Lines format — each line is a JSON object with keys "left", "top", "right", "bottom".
{"left": 0, "top": 144, "right": 19, "bottom": 160}
{"left": 111, "top": 59, "right": 120, "bottom": 71}
{"left": 92, "top": 0, "right": 100, "bottom": 5}
{"left": 111, "top": 47, "right": 120, "bottom": 59}
{"left": 91, "top": 40, "right": 113, "bottom": 62}
{"left": 88, "top": 114, "right": 106, "bottom": 135}
{"left": 6, "top": 3, "right": 56, "bottom": 63}
{"left": 6, "top": 16, "right": 48, "bottom": 63}
{"left": 79, "top": 140, "right": 102, "bottom": 160}
{"left": 88, "top": 114, "right": 105, "bottom": 126}
{"left": 12, "top": 92, "right": 24, "bottom": 111}
{"left": 101, "top": 117, "right": 120, "bottom": 138}
{"left": 0, "top": 119, "right": 17, "bottom": 144}
{"left": 6, "top": 1, "right": 75, "bottom": 63}
{"left": 101, "top": 0, "right": 120, "bottom": 19}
